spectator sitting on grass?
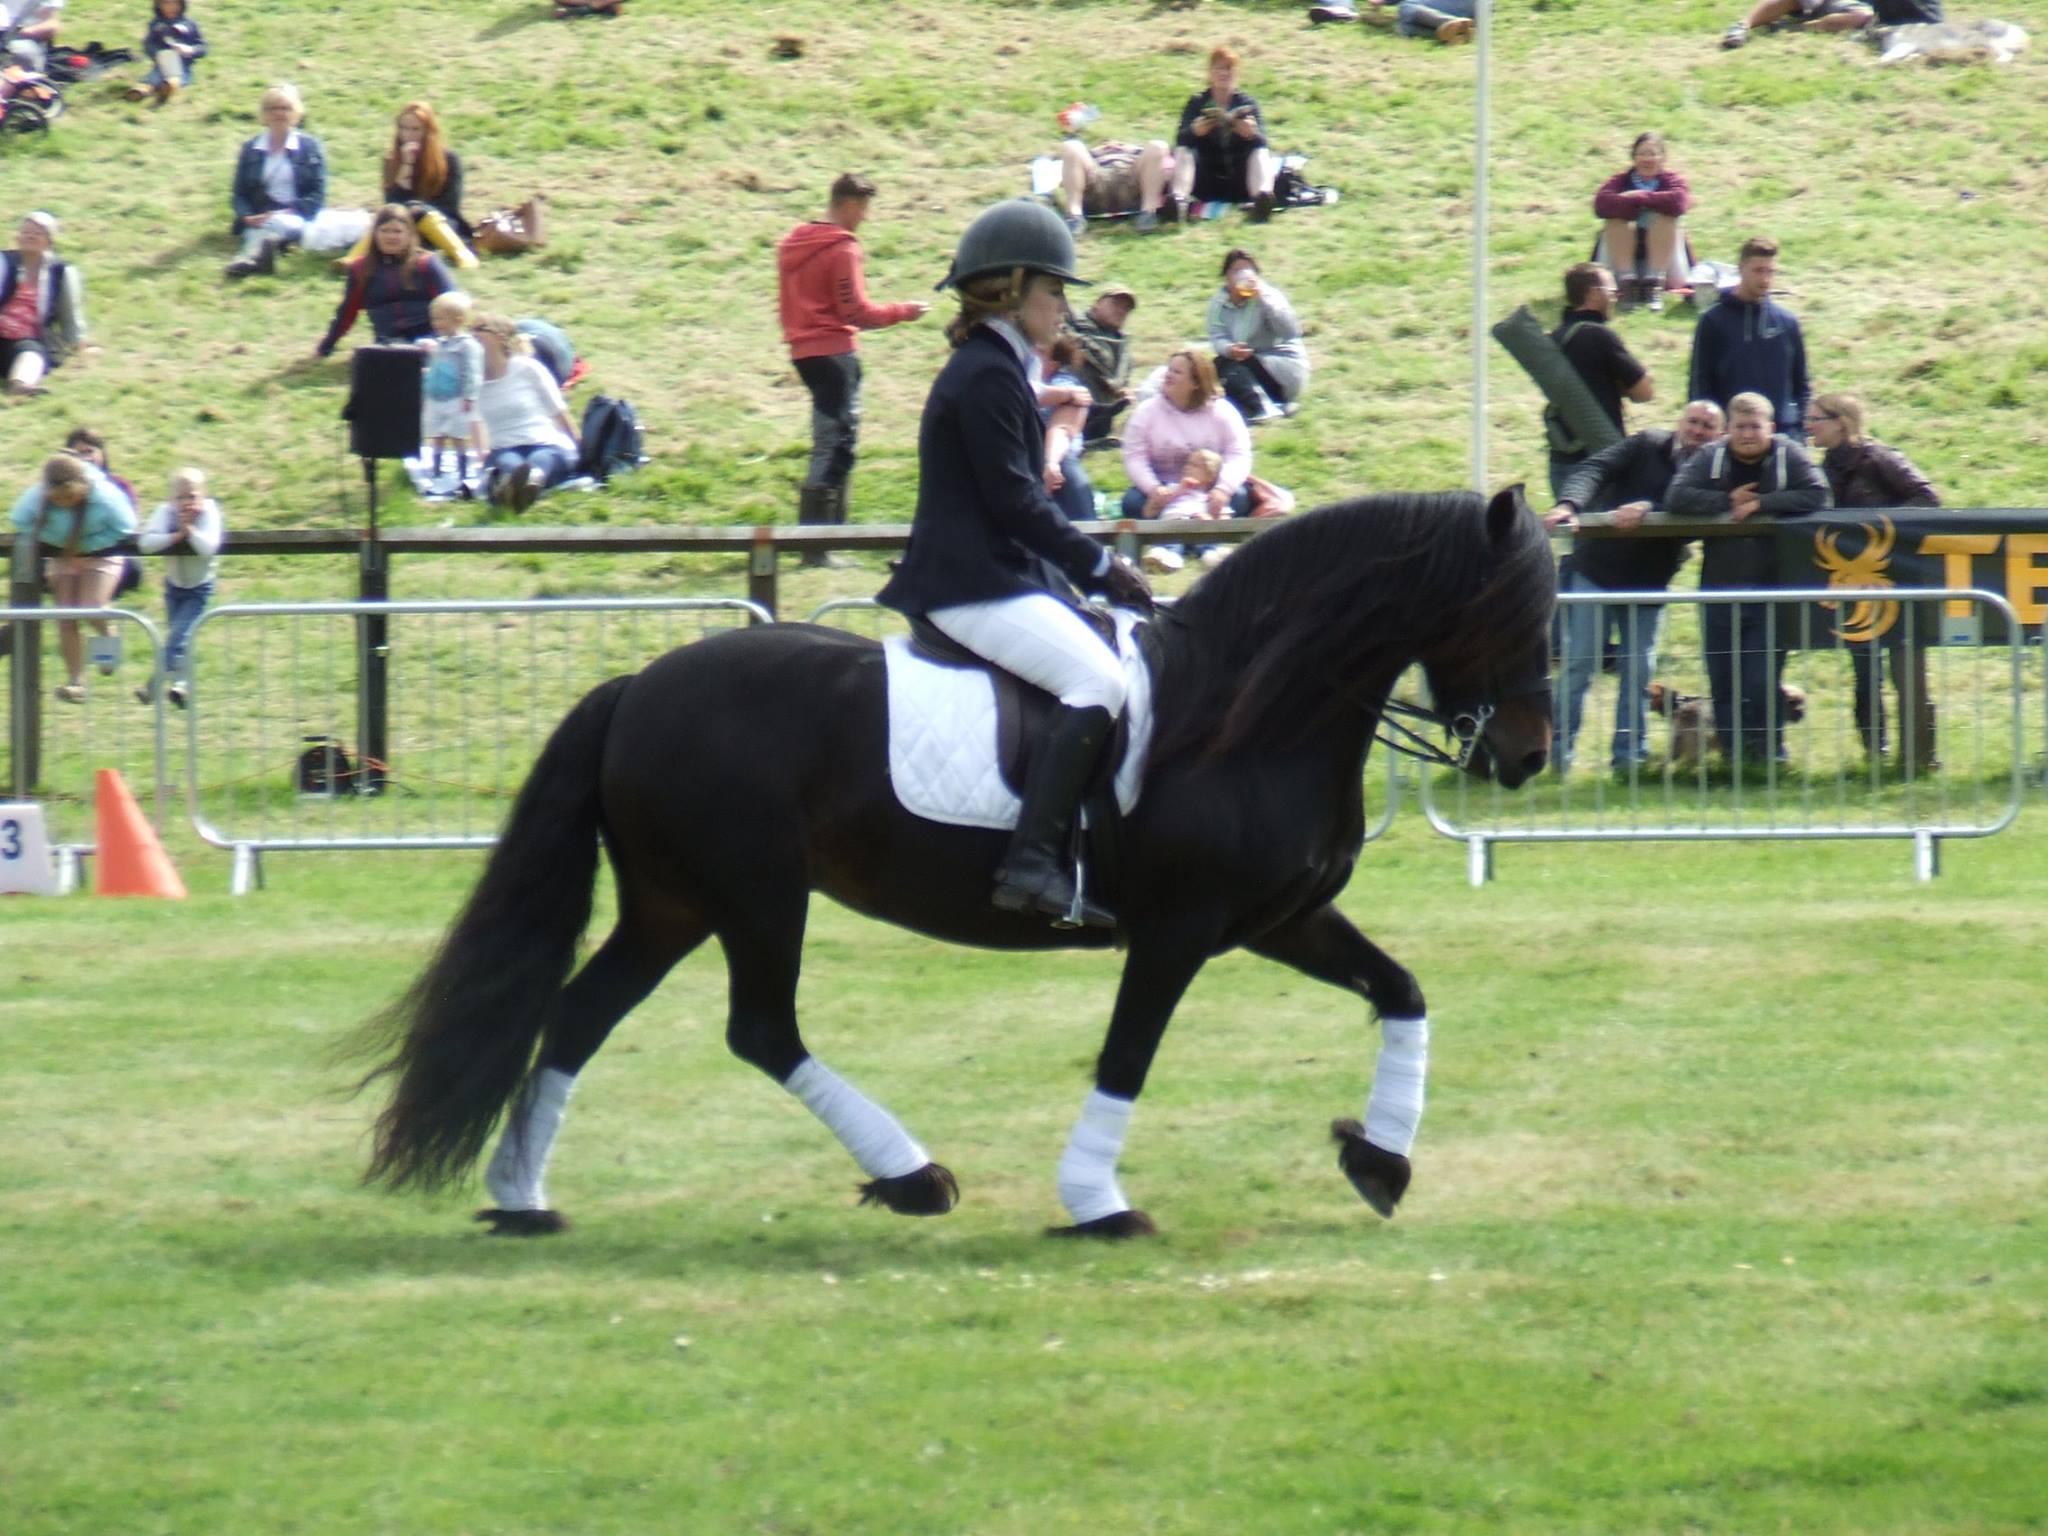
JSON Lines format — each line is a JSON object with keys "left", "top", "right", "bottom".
{"left": 226, "top": 82, "right": 326, "bottom": 279}
{"left": 1173, "top": 46, "right": 1278, "bottom": 223}
{"left": 1344, "top": 0, "right": 1477, "bottom": 43}
{"left": 1068, "top": 284, "right": 1138, "bottom": 444}
{"left": 336, "top": 101, "right": 476, "bottom": 269}
{"left": 1, "top": 0, "right": 62, "bottom": 71}
{"left": 1592, "top": 132, "right": 1694, "bottom": 310}
{"left": 124, "top": 0, "right": 205, "bottom": 104}
{"left": 473, "top": 312, "right": 582, "bottom": 513}
{"left": 1207, "top": 248, "right": 1307, "bottom": 422}
{"left": 0, "top": 211, "right": 87, "bottom": 397}
{"left": 134, "top": 467, "right": 221, "bottom": 710}
{"left": 1722, "top": 0, "right": 1940, "bottom": 49}
{"left": 316, "top": 204, "right": 454, "bottom": 356}
{"left": 1058, "top": 137, "right": 1175, "bottom": 236}
{"left": 1121, "top": 349, "right": 1252, "bottom": 557}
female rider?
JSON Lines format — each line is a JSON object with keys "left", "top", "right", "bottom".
{"left": 875, "top": 200, "right": 1154, "bottom": 928}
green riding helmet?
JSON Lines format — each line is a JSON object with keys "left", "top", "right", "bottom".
{"left": 935, "top": 198, "right": 1091, "bottom": 291}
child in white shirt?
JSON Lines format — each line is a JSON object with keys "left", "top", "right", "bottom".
{"left": 133, "top": 465, "right": 221, "bottom": 708}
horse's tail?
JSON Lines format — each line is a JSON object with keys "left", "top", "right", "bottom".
{"left": 353, "top": 673, "right": 634, "bottom": 1193}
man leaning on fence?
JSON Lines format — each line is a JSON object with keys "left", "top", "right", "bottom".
{"left": 1664, "top": 391, "right": 1830, "bottom": 765}
{"left": 1544, "top": 398, "right": 1725, "bottom": 772}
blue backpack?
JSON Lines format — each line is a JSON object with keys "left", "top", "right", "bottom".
{"left": 577, "top": 395, "right": 644, "bottom": 483}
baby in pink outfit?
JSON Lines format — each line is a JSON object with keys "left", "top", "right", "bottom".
{"left": 1159, "top": 449, "right": 1223, "bottom": 522}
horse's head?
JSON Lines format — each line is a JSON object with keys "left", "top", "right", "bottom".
{"left": 1411, "top": 486, "right": 1556, "bottom": 789}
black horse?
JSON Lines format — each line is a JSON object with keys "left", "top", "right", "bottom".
{"left": 356, "top": 488, "right": 1555, "bottom": 1237}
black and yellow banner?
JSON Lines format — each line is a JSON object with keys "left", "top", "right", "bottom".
{"left": 1775, "top": 512, "right": 2048, "bottom": 646}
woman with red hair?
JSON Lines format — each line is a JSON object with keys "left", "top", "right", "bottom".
{"left": 343, "top": 102, "right": 477, "bottom": 268}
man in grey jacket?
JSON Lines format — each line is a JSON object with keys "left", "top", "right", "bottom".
{"left": 1664, "top": 390, "right": 1831, "bottom": 763}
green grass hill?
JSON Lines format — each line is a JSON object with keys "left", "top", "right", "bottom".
{"left": 2, "top": 0, "right": 2044, "bottom": 604}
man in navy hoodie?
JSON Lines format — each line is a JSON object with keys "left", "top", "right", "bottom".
{"left": 1688, "top": 236, "right": 1809, "bottom": 440}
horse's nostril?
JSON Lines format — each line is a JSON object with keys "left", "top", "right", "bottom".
{"left": 1521, "top": 749, "right": 1547, "bottom": 780}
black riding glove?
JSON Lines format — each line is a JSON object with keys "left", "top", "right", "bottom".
{"left": 1097, "top": 552, "right": 1156, "bottom": 615}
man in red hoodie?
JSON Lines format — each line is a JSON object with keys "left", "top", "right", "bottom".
{"left": 777, "top": 173, "right": 929, "bottom": 566}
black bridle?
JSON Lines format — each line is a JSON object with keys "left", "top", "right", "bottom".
{"left": 1369, "top": 670, "right": 1553, "bottom": 773}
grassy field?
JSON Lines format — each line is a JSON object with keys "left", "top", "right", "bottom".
{"left": 5, "top": 818, "right": 2047, "bottom": 1534}
{"left": 2, "top": 0, "right": 2045, "bottom": 614}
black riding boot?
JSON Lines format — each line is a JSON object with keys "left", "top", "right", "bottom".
{"left": 992, "top": 704, "right": 1116, "bottom": 928}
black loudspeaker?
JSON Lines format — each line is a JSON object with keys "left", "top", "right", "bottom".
{"left": 343, "top": 345, "right": 424, "bottom": 459}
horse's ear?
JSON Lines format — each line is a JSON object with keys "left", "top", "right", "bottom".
{"left": 1486, "top": 483, "right": 1530, "bottom": 545}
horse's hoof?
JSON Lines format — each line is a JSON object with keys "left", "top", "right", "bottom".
{"left": 474, "top": 1207, "right": 570, "bottom": 1236}
{"left": 1046, "top": 1209, "right": 1157, "bottom": 1240}
{"left": 1331, "top": 1119, "right": 1411, "bottom": 1219}
{"left": 858, "top": 1162, "right": 960, "bottom": 1216}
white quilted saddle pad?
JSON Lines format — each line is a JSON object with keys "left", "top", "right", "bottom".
{"left": 882, "top": 610, "right": 1154, "bottom": 831}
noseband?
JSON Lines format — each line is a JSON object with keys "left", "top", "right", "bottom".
{"left": 1368, "top": 668, "right": 1552, "bottom": 773}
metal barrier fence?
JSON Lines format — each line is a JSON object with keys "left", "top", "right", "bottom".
{"left": 802, "top": 596, "right": 1402, "bottom": 843}
{"left": 3, "top": 605, "right": 169, "bottom": 888}
{"left": 1422, "top": 587, "right": 2026, "bottom": 884}
{"left": 180, "top": 598, "right": 768, "bottom": 891}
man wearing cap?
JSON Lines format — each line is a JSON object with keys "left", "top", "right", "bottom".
{"left": 876, "top": 199, "right": 1154, "bottom": 930}
{"left": 776, "top": 172, "right": 930, "bottom": 567}
{"left": 1067, "top": 284, "right": 1138, "bottom": 445}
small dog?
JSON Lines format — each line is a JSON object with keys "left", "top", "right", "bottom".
{"left": 1647, "top": 681, "right": 1808, "bottom": 767}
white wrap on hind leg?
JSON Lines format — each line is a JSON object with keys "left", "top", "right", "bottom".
{"left": 1363, "top": 1016, "right": 1428, "bottom": 1156}
{"left": 485, "top": 1067, "right": 575, "bottom": 1211}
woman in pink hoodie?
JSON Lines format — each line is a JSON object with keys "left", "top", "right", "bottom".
{"left": 1591, "top": 132, "right": 1695, "bottom": 311}
{"left": 1119, "top": 350, "right": 1252, "bottom": 521}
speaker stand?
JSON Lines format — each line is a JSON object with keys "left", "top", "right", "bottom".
{"left": 357, "top": 457, "right": 389, "bottom": 796}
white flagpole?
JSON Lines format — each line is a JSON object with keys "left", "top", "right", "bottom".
{"left": 1471, "top": 0, "right": 1493, "bottom": 492}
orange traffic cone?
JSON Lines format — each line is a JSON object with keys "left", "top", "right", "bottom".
{"left": 93, "top": 769, "right": 187, "bottom": 899}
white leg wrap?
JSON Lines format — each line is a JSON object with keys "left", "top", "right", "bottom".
{"left": 785, "top": 1057, "right": 928, "bottom": 1180}
{"left": 484, "top": 1067, "right": 575, "bottom": 1211}
{"left": 1057, "top": 1088, "right": 1135, "bottom": 1224}
{"left": 1363, "top": 1016, "right": 1429, "bottom": 1157}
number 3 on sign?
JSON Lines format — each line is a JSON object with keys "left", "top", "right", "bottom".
{"left": 2, "top": 818, "right": 20, "bottom": 860}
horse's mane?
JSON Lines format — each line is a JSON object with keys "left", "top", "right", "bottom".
{"left": 1149, "top": 490, "right": 1554, "bottom": 763}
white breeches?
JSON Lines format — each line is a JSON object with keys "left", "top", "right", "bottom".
{"left": 929, "top": 591, "right": 1127, "bottom": 714}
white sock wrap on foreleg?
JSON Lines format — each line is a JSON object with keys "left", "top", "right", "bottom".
{"left": 484, "top": 1066, "right": 575, "bottom": 1211}
{"left": 1058, "top": 1088, "right": 1135, "bottom": 1224}
{"left": 785, "top": 1057, "right": 929, "bottom": 1180}
{"left": 1363, "top": 1016, "right": 1429, "bottom": 1157}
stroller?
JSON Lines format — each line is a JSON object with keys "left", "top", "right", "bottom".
{"left": 0, "top": 61, "right": 62, "bottom": 137}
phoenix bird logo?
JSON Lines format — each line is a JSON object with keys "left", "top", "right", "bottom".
{"left": 1813, "top": 518, "right": 1900, "bottom": 642}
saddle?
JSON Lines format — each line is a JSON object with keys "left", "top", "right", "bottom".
{"left": 902, "top": 611, "right": 1146, "bottom": 918}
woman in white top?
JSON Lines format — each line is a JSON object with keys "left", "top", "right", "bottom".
{"left": 134, "top": 466, "right": 223, "bottom": 708}
{"left": 472, "top": 312, "right": 581, "bottom": 511}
